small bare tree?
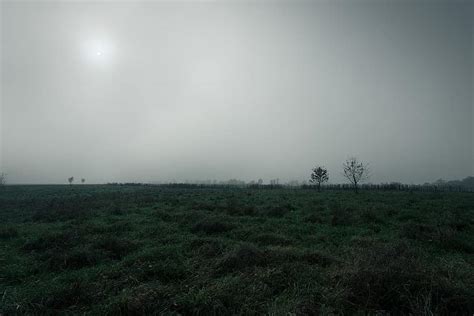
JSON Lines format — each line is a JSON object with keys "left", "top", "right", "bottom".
{"left": 68, "top": 176, "right": 74, "bottom": 185}
{"left": 342, "top": 157, "right": 369, "bottom": 193}
{"left": 81, "top": 178, "right": 85, "bottom": 184}
{"left": 0, "top": 173, "right": 6, "bottom": 186}
{"left": 310, "top": 166, "right": 328, "bottom": 191}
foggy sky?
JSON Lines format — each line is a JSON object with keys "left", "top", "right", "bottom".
{"left": 1, "top": 0, "right": 473, "bottom": 184}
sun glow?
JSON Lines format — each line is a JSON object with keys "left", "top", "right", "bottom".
{"left": 81, "top": 38, "right": 115, "bottom": 66}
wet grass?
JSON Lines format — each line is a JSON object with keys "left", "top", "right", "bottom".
{"left": 0, "top": 185, "right": 473, "bottom": 314}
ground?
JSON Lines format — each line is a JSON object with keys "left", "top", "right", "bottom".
{"left": 0, "top": 185, "right": 473, "bottom": 315}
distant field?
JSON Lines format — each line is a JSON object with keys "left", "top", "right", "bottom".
{"left": 1, "top": 185, "right": 473, "bottom": 314}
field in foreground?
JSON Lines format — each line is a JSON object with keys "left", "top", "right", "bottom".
{"left": 0, "top": 185, "right": 473, "bottom": 315}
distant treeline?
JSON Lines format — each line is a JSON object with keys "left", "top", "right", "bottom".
{"left": 106, "top": 176, "right": 474, "bottom": 192}
{"left": 299, "top": 182, "right": 474, "bottom": 192}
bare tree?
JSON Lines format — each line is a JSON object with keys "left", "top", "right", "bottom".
{"left": 0, "top": 173, "right": 6, "bottom": 186}
{"left": 342, "top": 157, "right": 370, "bottom": 193}
{"left": 68, "top": 176, "right": 74, "bottom": 185}
{"left": 81, "top": 178, "right": 85, "bottom": 184}
{"left": 310, "top": 166, "right": 328, "bottom": 191}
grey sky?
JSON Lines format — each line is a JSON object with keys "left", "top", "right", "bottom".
{"left": 1, "top": 0, "right": 472, "bottom": 184}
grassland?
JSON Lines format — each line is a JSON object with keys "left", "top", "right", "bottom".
{"left": 0, "top": 185, "right": 473, "bottom": 315}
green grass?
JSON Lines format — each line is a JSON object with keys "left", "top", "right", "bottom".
{"left": 0, "top": 185, "right": 473, "bottom": 314}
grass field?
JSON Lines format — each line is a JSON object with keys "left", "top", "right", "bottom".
{"left": 0, "top": 185, "right": 473, "bottom": 315}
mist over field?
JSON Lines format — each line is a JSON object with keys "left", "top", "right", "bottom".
{"left": 1, "top": 0, "right": 473, "bottom": 184}
{"left": 2, "top": 2, "right": 474, "bottom": 314}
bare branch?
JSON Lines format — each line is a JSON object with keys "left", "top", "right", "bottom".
{"left": 342, "top": 157, "right": 370, "bottom": 193}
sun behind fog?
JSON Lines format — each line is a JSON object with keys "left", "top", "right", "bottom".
{"left": 81, "top": 38, "right": 115, "bottom": 66}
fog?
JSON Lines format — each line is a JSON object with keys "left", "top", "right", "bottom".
{"left": 1, "top": 0, "right": 472, "bottom": 184}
